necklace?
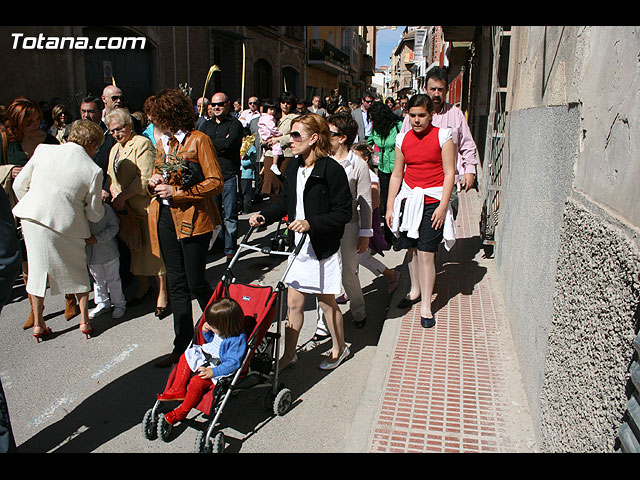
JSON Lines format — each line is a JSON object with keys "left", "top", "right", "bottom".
{"left": 301, "top": 164, "right": 313, "bottom": 178}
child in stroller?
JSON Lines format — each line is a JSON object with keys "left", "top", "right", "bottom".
{"left": 156, "top": 297, "right": 247, "bottom": 425}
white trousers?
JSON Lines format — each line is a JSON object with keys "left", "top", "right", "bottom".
{"left": 88, "top": 257, "right": 126, "bottom": 308}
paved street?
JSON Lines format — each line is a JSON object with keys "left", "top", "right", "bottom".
{"left": 1, "top": 197, "right": 406, "bottom": 453}
{"left": 1, "top": 190, "right": 538, "bottom": 453}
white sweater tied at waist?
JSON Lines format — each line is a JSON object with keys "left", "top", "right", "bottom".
{"left": 391, "top": 181, "right": 456, "bottom": 251}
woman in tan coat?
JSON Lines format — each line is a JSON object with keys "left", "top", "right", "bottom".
{"left": 105, "top": 108, "right": 169, "bottom": 317}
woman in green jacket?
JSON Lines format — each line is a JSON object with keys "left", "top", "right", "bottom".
{"left": 367, "top": 101, "right": 402, "bottom": 247}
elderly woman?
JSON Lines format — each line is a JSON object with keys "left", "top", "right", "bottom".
{"left": 12, "top": 119, "right": 106, "bottom": 341}
{"left": 0, "top": 97, "right": 69, "bottom": 329}
{"left": 104, "top": 108, "right": 168, "bottom": 318}
{"left": 250, "top": 114, "right": 353, "bottom": 371}
{"left": 144, "top": 89, "right": 224, "bottom": 368}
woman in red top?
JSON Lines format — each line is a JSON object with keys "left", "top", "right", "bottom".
{"left": 385, "top": 94, "right": 455, "bottom": 328}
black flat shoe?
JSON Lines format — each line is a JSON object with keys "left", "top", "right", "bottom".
{"left": 421, "top": 316, "right": 436, "bottom": 328}
{"left": 397, "top": 296, "right": 421, "bottom": 309}
{"left": 354, "top": 317, "right": 366, "bottom": 329}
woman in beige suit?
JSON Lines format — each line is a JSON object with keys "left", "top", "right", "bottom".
{"left": 105, "top": 108, "right": 169, "bottom": 318}
{"left": 12, "top": 120, "right": 106, "bottom": 341}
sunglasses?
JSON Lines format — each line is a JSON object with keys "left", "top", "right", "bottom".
{"left": 211, "top": 101, "right": 227, "bottom": 107}
{"left": 290, "top": 131, "right": 310, "bottom": 142}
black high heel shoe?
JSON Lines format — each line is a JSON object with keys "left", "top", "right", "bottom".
{"left": 155, "top": 305, "right": 171, "bottom": 319}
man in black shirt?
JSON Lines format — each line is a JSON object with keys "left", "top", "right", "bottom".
{"left": 197, "top": 92, "right": 243, "bottom": 260}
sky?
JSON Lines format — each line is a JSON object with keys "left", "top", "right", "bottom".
{"left": 376, "top": 26, "right": 406, "bottom": 69}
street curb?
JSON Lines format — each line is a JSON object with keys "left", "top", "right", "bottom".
{"left": 344, "top": 258, "right": 408, "bottom": 452}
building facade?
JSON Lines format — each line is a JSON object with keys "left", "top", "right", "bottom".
{"left": 1, "top": 25, "right": 372, "bottom": 119}
{"left": 436, "top": 25, "right": 640, "bottom": 452}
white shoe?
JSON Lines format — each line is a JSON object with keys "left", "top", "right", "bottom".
{"left": 89, "top": 303, "right": 111, "bottom": 319}
{"left": 318, "top": 346, "right": 350, "bottom": 371}
{"left": 270, "top": 163, "right": 281, "bottom": 176}
{"left": 112, "top": 305, "right": 126, "bottom": 319}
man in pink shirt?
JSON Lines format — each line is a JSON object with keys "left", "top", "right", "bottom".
{"left": 401, "top": 67, "right": 478, "bottom": 194}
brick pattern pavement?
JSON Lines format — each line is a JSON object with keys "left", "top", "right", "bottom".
{"left": 369, "top": 191, "right": 522, "bottom": 453}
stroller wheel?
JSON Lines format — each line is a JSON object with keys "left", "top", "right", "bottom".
{"left": 273, "top": 387, "right": 292, "bottom": 416}
{"left": 194, "top": 430, "right": 225, "bottom": 453}
{"left": 142, "top": 408, "right": 158, "bottom": 441}
{"left": 194, "top": 430, "right": 211, "bottom": 453}
{"left": 157, "top": 413, "right": 173, "bottom": 442}
{"left": 212, "top": 432, "right": 225, "bottom": 453}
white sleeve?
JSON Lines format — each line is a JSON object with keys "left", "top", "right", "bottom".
{"left": 438, "top": 128, "right": 452, "bottom": 147}
{"left": 395, "top": 131, "right": 406, "bottom": 150}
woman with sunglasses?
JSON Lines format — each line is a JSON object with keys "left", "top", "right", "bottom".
{"left": 260, "top": 92, "right": 297, "bottom": 202}
{"left": 249, "top": 114, "right": 352, "bottom": 371}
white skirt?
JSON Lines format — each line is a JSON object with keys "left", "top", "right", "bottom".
{"left": 285, "top": 233, "right": 342, "bottom": 295}
{"left": 21, "top": 219, "right": 91, "bottom": 297}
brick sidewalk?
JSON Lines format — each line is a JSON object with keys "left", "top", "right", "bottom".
{"left": 368, "top": 190, "right": 536, "bottom": 453}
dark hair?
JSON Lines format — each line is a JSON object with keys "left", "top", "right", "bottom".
{"left": 368, "top": 101, "right": 401, "bottom": 138}
{"left": 261, "top": 98, "right": 278, "bottom": 111}
{"left": 407, "top": 94, "right": 434, "bottom": 113}
{"left": 81, "top": 96, "right": 104, "bottom": 110}
{"left": 326, "top": 112, "right": 358, "bottom": 147}
{"left": 205, "top": 297, "right": 245, "bottom": 338}
{"left": 278, "top": 91, "right": 297, "bottom": 107}
{"left": 352, "top": 142, "right": 374, "bottom": 166}
{"left": 144, "top": 89, "right": 196, "bottom": 132}
{"left": 425, "top": 66, "right": 449, "bottom": 89}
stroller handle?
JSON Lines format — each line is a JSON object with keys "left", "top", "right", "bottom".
{"left": 233, "top": 225, "right": 308, "bottom": 262}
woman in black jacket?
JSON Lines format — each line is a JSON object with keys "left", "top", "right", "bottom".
{"left": 249, "top": 113, "right": 352, "bottom": 371}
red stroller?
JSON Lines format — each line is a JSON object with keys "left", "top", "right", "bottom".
{"left": 141, "top": 227, "right": 307, "bottom": 453}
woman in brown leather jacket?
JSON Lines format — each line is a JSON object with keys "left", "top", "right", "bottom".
{"left": 144, "top": 89, "right": 224, "bottom": 368}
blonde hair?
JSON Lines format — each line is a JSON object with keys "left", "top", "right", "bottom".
{"left": 291, "top": 113, "right": 332, "bottom": 159}
{"left": 67, "top": 119, "right": 105, "bottom": 148}
{"left": 105, "top": 107, "right": 133, "bottom": 129}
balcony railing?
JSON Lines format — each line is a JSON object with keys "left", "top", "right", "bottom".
{"left": 308, "top": 39, "right": 350, "bottom": 74}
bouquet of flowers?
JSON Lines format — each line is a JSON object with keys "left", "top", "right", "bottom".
{"left": 156, "top": 152, "right": 204, "bottom": 189}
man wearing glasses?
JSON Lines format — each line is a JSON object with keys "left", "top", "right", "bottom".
{"left": 351, "top": 91, "right": 374, "bottom": 142}
{"left": 197, "top": 92, "right": 243, "bottom": 261}
{"left": 100, "top": 85, "right": 142, "bottom": 134}
{"left": 238, "top": 96, "right": 261, "bottom": 128}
